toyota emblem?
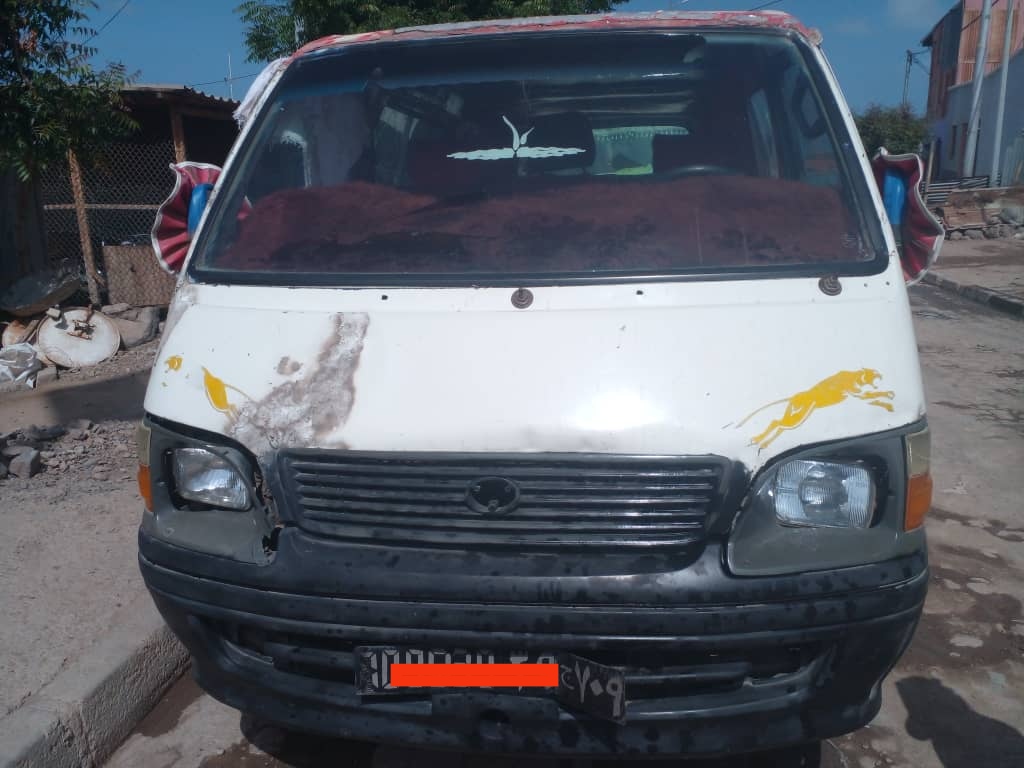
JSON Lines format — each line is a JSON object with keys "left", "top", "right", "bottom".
{"left": 466, "top": 477, "right": 521, "bottom": 516}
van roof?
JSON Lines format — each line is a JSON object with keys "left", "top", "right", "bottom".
{"left": 291, "top": 11, "right": 822, "bottom": 60}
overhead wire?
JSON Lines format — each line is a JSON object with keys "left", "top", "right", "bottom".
{"left": 188, "top": 72, "right": 260, "bottom": 88}
{"left": 84, "top": 0, "right": 132, "bottom": 43}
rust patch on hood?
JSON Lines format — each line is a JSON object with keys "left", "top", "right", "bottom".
{"left": 230, "top": 313, "right": 368, "bottom": 453}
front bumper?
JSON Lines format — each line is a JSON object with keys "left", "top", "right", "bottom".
{"left": 140, "top": 529, "right": 926, "bottom": 757}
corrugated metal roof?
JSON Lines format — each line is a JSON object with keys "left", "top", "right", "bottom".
{"left": 121, "top": 85, "right": 238, "bottom": 109}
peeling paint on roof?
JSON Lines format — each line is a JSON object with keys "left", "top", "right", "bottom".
{"left": 291, "top": 11, "right": 822, "bottom": 61}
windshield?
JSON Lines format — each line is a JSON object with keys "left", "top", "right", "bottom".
{"left": 193, "top": 31, "right": 885, "bottom": 284}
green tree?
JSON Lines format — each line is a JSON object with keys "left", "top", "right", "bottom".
{"left": 855, "top": 104, "right": 929, "bottom": 157}
{"left": 1, "top": 0, "right": 135, "bottom": 284}
{"left": 237, "top": 0, "right": 624, "bottom": 62}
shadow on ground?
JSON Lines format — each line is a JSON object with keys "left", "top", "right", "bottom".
{"left": 0, "top": 368, "right": 148, "bottom": 429}
{"left": 898, "top": 677, "right": 1024, "bottom": 768}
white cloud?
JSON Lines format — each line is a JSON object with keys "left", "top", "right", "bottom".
{"left": 887, "top": 0, "right": 952, "bottom": 29}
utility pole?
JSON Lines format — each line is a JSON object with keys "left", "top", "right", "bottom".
{"left": 963, "top": 0, "right": 993, "bottom": 177}
{"left": 903, "top": 50, "right": 913, "bottom": 109}
{"left": 226, "top": 53, "right": 234, "bottom": 100}
{"left": 991, "top": 0, "right": 1016, "bottom": 184}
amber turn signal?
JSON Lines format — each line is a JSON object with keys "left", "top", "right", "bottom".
{"left": 136, "top": 422, "right": 153, "bottom": 511}
{"left": 905, "top": 472, "right": 932, "bottom": 531}
{"left": 904, "top": 427, "right": 931, "bottom": 530}
{"left": 137, "top": 465, "right": 154, "bottom": 511}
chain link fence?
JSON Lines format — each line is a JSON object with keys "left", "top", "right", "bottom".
{"left": 38, "top": 140, "right": 179, "bottom": 307}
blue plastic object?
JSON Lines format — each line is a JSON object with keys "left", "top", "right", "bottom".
{"left": 882, "top": 169, "right": 907, "bottom": 229}
{"left": 187, "top": 183, "right": 214, "bottom": 235}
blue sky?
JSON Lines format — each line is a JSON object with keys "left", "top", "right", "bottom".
{"left": 84, "top": 0, "right": 952, "bottom": 112}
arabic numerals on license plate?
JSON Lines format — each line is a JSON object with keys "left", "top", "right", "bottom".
{"left": 558, "top": 656, "right": 626, "bottom": 722}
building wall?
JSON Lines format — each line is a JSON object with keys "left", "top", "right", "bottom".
{"left": 959, "top": 0, "right": 1024, "bottom": 82}
{"left": 926, "top": 3, "right": 964, "bottom": 119}
{"left": 941, "top": 46, "right": 1024, "bottom": 180}
{"left": 926, "top": 1, "right": 1022, "bottom": 120}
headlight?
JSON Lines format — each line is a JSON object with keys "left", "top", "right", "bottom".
{"left": 140, "top": 419, "right": 273, "bottom": 563}
{"left": 772, "top": 460, "right": 875, "bottom": 529}
{"left": 172, "top": 447, "right": 250, "bottom": 510}
{"left": 727, "top": 428, "right": 926, "bottom": 576}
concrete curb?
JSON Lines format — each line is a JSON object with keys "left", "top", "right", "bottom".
{"left": 0, "top": 590, "right": 187, "bottom": 768}
{"left": 922, "top": 271, "right": 1024, "bottom": 319}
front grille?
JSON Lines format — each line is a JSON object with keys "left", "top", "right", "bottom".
{"left": 277, "top": 452, "right": 726, "bottom": 550}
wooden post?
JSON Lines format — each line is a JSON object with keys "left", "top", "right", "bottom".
{"left": 67, "top": 149, "right": 103, "bottom": 305}
{"left": 170, "top": 108, "right": 187, "bottom": 163}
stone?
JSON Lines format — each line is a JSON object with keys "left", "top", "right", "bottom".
{"left": 68, "top": 428, "right": 88, "bottom": 441}
{"left": 23, "top": 424, "right": 66, "bottom": 441}
{"left": 999, "top": 224, "right": 1013, "bottom": 239}
{"left": 983, "top": 226, "right": 1001, "bottom": 239}
{"left": 138, "top": 305, "right": 160, "bottom": 328}
{"left": 966, "top": 229, "right": 985, "bottom": 240}
{"left": 0, "top": 462, "right": 7, "bottom": 480}
{"left": 1, "top": 444, "right": 36, "bottom": 459}
{"left": 35, "top": 367, "right": 58, "bottom": 386}
{"left": 92, "top": 470, "right": 109, "bottom": 482}
{"left": 1016, "top": 233, "right": 1024, "bottom": 240}
{"left": 949, "top": 230, "right": 964, "bottom": 241}
{"left": 1000, "top": 204, "right": 1024, "bottom": 227}
{"left": 67, "top": 417, "right": 93, "bottom": 432}
{"left": 113, "top": 306, "right": 160, "bottom": 349}
{"left": 8, "top": 449, "right": 41, "bottom": 478}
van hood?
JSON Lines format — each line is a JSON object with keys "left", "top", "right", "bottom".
{"left": 146, "top": 268, "right": 924, "bottom": 474}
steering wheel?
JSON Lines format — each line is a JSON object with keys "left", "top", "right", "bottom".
{"left": 662, "top": 164, "right": 741, "bottom": 178}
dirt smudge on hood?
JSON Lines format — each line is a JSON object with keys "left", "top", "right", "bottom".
{"left": 230, "top": 313, "right": 368, "bottom": 454}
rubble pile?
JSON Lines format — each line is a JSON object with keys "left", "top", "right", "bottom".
{"left": 0, "top": 419, "right": 139, "bottom": 484}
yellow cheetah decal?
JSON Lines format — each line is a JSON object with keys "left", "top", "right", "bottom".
{"left": 202, "top": 367, "right": 250, "bottom": 418}
{"left": 737, "top": 369, "right": 894, "bottom": 451}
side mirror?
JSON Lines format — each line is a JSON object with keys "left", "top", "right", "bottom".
{"left": 152, "top": 163, "right": 223, "bottom": 274}
{"left": 870, "top": 149, "right": 944, "bottom": 284}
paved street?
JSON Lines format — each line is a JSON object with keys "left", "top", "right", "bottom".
{"left": 105, "top": 284, "right": 1024, "bottom": 768}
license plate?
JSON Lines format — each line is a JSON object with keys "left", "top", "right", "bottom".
{"left": 356, "top": 647, "right": 627, "bottom": 723}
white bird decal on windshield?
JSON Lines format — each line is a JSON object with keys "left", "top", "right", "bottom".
{"left": 447, "top": 116, "right": 586, "bottom": 160}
